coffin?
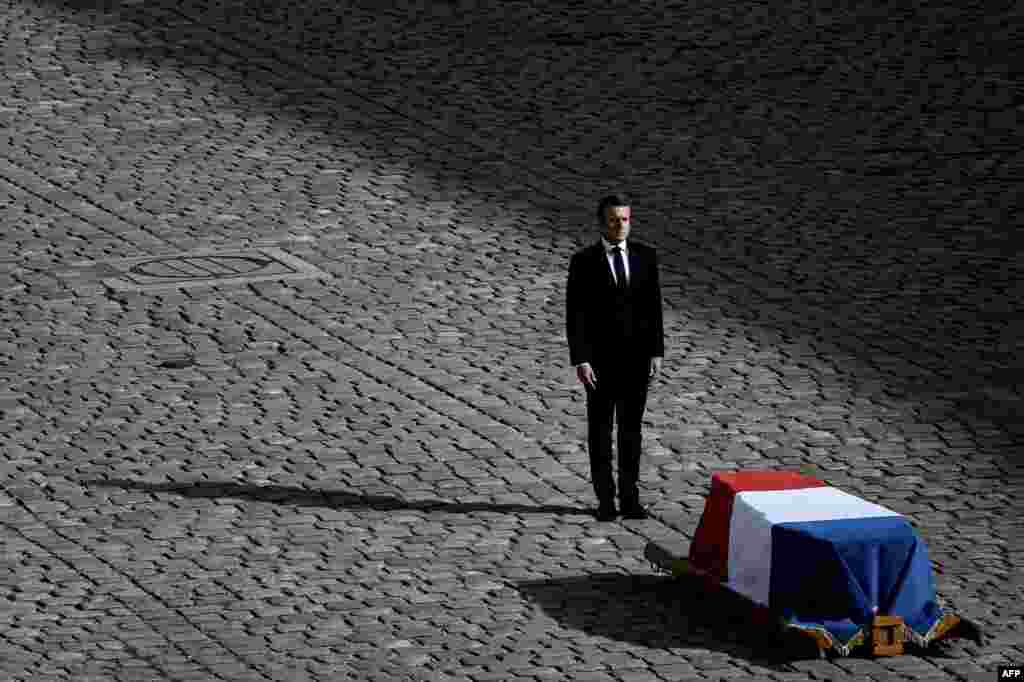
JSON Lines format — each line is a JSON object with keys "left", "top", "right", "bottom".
{"left": 645, "top": 471, "right": 982, "bottom": 656}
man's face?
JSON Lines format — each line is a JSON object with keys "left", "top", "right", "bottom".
{"left": 603, "top": 205, "right": 631, "bottom": 243}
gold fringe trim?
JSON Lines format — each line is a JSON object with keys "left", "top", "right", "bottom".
{"left": 908, "top": 613, "right": 961, "bottom": 647}
{"left": 783, "top": 623, "right": 867, "bottom": 656}
{"left": 789, "top": 612, "right": 960, "bottom": 655}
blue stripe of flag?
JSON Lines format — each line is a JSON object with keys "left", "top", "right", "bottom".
{"left": 770, "top": 516, "right": 942, "bottom": 642}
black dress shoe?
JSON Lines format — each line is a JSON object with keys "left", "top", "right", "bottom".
{"left": 620, "top": 504, "right": 649, "bottom": 520}
{"left": 595, "top": 505, "right": 618, "bottom": 522}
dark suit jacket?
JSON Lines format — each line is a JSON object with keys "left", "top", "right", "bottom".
{"left": 566, "top": 240, "right": 665, "bottom": 367}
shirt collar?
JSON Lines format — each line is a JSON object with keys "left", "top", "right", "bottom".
{"left": 601, "top": 236, "right": 628, "bottom": 253}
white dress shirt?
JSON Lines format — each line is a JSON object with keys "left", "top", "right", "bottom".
{"left": 602, "top": 236, "right": 630, "bottom": 286}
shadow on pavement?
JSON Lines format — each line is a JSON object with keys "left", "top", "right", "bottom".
{"left": 82, "top": 477, "right": 592, "bottom": 516}
{"left": 27, "top": 0, "right": 1024, "bottom": 450}
{"left": 515, "top": 571, "right": 821, "bottom": 664}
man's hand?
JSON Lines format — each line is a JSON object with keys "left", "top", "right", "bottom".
{"left": 576, "top": 363, "right": 597, "bottom": 390}
{"left": 649, "top": 357, "right": 662, "bottom": 381}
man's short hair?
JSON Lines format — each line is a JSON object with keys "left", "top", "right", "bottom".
{"left": 596, "top": 194, "right": 629, "bottom": 224}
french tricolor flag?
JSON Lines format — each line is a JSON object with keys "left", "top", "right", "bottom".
{"left": 688, "top": 471, "right": 949, "bottom": 651}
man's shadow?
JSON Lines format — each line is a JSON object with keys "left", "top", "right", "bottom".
{"left": 82, "top": 477, "right": 982, "bottom": 661}
{"left": 83, "top": 477, "right": 591, "bottom": 516}
{"left": 83, "top": 478, "right": 816, "bottom": 662}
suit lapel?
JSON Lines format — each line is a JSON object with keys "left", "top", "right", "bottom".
{"left": 595, "top": 242, "right": 615, "bottom": 288}
{"left": 627, "top": 247, "right": 640, "bottom": 289}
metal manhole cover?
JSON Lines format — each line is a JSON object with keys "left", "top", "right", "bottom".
{"left": 129, "top": 255, "right": 274, "bottom": 279}
{"left": 159, "top": 355, "right": 195, "bottom": 369}
{"left": 97, "top": 247, "right": 329, "bottom": 292}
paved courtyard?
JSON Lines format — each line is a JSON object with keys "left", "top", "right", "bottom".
{"left": 1, "top": 0, "right": 1021, "bottom": 680}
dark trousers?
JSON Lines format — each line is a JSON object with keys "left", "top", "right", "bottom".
{"left": 584, "top": 359, "right": 650, "bottom": 509}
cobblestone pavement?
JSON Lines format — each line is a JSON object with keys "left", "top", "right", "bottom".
{"left": 2, "top": 0, "right": 1022, "bottom": 679}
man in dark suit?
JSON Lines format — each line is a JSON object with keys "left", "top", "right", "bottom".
{"left": 566, "top": 195, "right": 664, "bottom": 521}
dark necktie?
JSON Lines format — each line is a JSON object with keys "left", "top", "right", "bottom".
{"left": 612, "top": 246, "right": 627, "bottom": 289}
